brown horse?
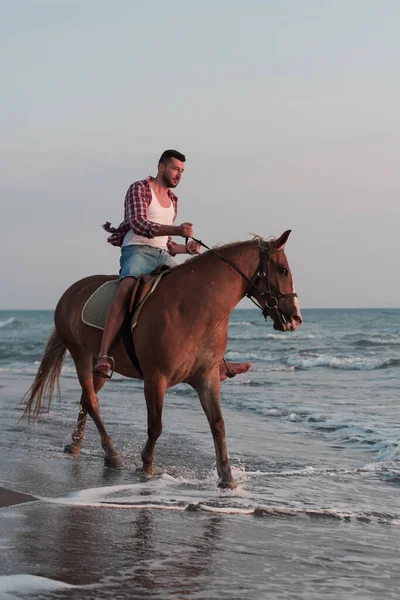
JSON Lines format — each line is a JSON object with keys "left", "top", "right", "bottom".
{"left": 23, "top": 231, "right": 302, "bottom": 489}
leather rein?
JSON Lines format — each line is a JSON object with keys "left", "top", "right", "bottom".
{"left": 186, "top": 237, "right": 298, "bottom": 322}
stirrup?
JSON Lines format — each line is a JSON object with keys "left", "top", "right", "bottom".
{"left": 93, "top": 355, "right": 115, "bottom": 379}
{"left": 222, "top": 357, "right": 236, "bottom": 379}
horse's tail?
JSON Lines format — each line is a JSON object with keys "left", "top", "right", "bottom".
{"left": 22, "top": 329, "right": 67, "bottom": 420}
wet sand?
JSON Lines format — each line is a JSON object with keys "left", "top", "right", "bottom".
{"left": 0, "top": 486, "right": 37, "bottom": 508}
{"left": 3, "top": 491, "right": 400, "bottom": 600}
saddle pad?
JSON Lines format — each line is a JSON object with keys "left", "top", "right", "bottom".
{"left": 81, "top": 280, "right": 119, "bottom": 331}
{"left": 81, "top": 273, "right": 166, "bottom": 332}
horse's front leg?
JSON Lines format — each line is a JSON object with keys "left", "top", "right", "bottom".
{"left": 139, "top": 378, "right": 166, "bottom": 476}
{"left": 193, "top": 369, "right": 237, "bottom": 489}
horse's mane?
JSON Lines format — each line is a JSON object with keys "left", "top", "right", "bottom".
{"left": 172, "top": 235, "right": 277, "bottom": 272}
{"left": 210, "top": 234, "right": 278, "bottom": 251}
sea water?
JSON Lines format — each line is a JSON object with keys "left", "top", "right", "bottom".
{"left": 1, "top": 308, "right": 400, "bottom": 599}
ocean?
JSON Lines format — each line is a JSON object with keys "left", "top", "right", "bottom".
{"left": 1, "top": 308, "right": 400, "bottom": 599}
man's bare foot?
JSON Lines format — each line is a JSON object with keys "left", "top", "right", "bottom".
{"left": 219, "top": 361, "right": 252, "bottom": 382}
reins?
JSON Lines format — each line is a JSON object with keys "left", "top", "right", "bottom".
{"left": 186, "top": 237, "right": 297, "bottom": 321}
{"left": 186, "top": 237, "right": 257, "bottom": 288}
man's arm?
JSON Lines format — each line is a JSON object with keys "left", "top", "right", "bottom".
{"left": 157, "top": 223, "right": 193, "bottom": 237}
{"left": 169, "top": 240, "right": 201, "bottom": 256}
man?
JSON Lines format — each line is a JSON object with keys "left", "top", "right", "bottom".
{"left": 94, "top": 149, "right": 251, "bottom": 381}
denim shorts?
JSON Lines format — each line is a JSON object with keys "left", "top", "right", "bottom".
{"left": 119, "top": 244, "right": 176, "bottom": 280}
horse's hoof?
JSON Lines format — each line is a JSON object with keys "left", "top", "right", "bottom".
{"left": 104, "top": 453, "right": 123, "bottom": 469}
{"left": 136, "top": 465, "right": 155, "bottom": 477}
{"left": 218, "top": 479, "right": 238, "bottom": 490}
{"left": 64, "top": 443, "right": 81, "bottom": 456}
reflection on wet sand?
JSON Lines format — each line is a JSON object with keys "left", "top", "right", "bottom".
{"left": 129, "top": 506, "right": 223, "bottom": 597}
{"left": 12, "top": 474, "right": 225, "bottom": 598}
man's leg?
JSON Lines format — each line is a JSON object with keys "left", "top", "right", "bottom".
{"left": 94, "top": 276, "right": 136, "bottom": 376}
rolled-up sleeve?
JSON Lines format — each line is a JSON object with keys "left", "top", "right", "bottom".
{"left": 125, "top": 181, "right": 161, "bottom": 238}
{"left": 167, "top": 238, "right": 178, "bottom": 254}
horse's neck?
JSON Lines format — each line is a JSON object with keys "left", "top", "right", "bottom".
{"left": 210, "top": 240, "right": 260, "bottom": 283}
{"left": 183, "top": 241, "right": 260, "bottom": 312}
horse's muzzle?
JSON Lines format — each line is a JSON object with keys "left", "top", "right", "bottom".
{"left": 284, "top": 314, "right": 303, "bottom": 331}
{"left": 272, "top": 304, "right": 303, "bottom": 332}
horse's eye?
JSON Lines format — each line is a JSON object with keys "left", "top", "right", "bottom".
{"left": 279, "top": 267, "right": 288, "bottom": 276}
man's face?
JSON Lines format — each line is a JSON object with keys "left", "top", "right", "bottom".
{"left": 161, "top": 158, "right": 185, "bottom": 188}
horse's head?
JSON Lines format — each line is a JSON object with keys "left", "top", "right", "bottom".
{"left": 251, "top": 231, "right": 303, "bottom": 332}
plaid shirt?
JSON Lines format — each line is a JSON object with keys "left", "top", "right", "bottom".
{"left": 102, "top": 176, "right": 178, "bottom": 253}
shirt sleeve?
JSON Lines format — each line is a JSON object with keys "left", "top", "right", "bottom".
{"left": 167, "top": 238, "right": 178, "bottom": 254}
{"left": 125, "top": 181, "right": 162, "bottom": 238}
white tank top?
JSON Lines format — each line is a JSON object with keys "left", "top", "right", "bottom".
{"left": 122, "top": 188, "right": 174, "bottom": 249}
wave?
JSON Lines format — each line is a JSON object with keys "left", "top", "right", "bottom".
{"left": 228, "top": 332, "right": 316, "bottom": 342}
{"left": 45, "top": 474, "right": 400, "bottom": 525}
{"left": 228, "top": 333, "right": 280, "bottom": 341}
{"left": 225, "top": 349, "right": 400, "bottom": 371}
{"left": 229, "top": 379, "right": 280, "bottom": 387}
{"left": 265, "top": 332, "right": 317, "bottom": 341}
{"left": 225, "top": 351, "right": 265, "bottom": 361}
{"left": 0, "top": 317, "right": 22, "bottom": 329}
{"left": 0, "top": 575, "right": 77, "bottom": 596}
{"left": 247, "top": 464, "right": 382, "bottom": 477}
{"left": 220, "top": 396, "right": 400, "bottom": 460}
{"left": 353, "top": 337, "right": 400, "bottom": 347}
{"left": 0, "top": 363, "right": 77, "bottom": 376}
{"left": 286, "top": 353, "right": 400, "bottom": 371}
{"left": 0, "top": 347, "right": 49, "bottom": 361}
{"left": 48, "top": 499, "right": 400, "bottom": 525}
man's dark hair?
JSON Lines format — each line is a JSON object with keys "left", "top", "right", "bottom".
{"left": 159, "top": 149, "right": 186, "bottom": 166}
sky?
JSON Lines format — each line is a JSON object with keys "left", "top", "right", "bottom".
{"left": 1, "top": 0, "right": 400, "bottom": 309}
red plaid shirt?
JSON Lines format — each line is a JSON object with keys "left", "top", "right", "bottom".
{"left": 102, "top": 176, "right": 178, "bottom": 253}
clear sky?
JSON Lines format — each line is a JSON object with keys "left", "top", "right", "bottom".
{"left": 1, "top": 0, "right": 399, "bottom": 309}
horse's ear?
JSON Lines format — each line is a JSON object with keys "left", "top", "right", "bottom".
{"left": 275, "top": 230, "right": 291, "bottom": 249}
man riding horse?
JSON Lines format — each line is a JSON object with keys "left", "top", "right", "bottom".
{"left": 24, "top": 190, "right": 302, "bottom": 487}
{"left": 95, "top": 149, "right": 252, "bottom": 381}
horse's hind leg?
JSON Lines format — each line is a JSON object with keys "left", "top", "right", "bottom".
{"left": 139, "top": 378, "right": 167, "bottom": 476}
{"left": 64, "top": 370, "right": 106, "bottom": 456}
{"left": 64, "top": 402, "right": 88, "bottom": 456}
{"left": 65, "top": 345, "right": 122, "bottom": 468}
{"left": 193, "top": 369, "right": 237, "bottom": 489}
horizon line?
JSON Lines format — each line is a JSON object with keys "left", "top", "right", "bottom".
{"left": 1, "top": 307, "right": 400, "bottom": 312}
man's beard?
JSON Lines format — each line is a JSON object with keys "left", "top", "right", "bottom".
{"left": 162, "top": 173, "right": 178, "bottom": 188}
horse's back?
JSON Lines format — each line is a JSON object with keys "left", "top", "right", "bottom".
{"left": 55, "top": 274, "right": 118, "bottom": 343}
{"left": 56, "top": 274, "right": 118, "bottom": 309}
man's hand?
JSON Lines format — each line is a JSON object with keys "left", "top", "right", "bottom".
{"left": 186, "top": 240, "right": 201, "bottom": 255}
{"left": 177, "top": 222, "right": 193, "bottom": 238}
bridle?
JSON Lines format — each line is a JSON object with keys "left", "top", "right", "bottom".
{"left": 186, "top": 237, "right": 298, "bottom": 322}
{"left": 247, "top": 239, "right": 298, "bottom": 320}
